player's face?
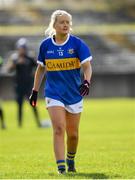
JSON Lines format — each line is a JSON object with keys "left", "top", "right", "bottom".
{"left": 18, "top": 47, "right": 26, "bottom": 56}
{"left": 54, "top": 15, "right": 71, "bottom": 36}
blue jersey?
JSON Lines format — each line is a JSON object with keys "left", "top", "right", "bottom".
{"left": 37, "top": 34, "right": 92, "bottom": 105}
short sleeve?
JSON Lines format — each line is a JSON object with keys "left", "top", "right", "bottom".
{"left": 77, "top": 39, "right": 92, "bottom": 64}
{"left": 37, "top": 41, "right": 46, "bottom": 67}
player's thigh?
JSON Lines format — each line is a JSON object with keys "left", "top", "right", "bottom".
{"left": 66, "top": 111, "right": 81, "bottom": 134}
{"left": 47, "top": 106, "right": 66, "bottom": 129}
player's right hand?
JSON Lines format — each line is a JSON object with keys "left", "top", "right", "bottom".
{"left": 29, "top": 90, "right": 38, "bottom": 107}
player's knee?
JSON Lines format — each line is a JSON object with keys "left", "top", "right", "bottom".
{"left": 68, "top": 132, "right": 78, "bottom": 141}
{"left": 54, "top": 124, "right": 65, "bottom": 136}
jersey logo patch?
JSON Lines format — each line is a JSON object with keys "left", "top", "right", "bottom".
{"left": 68, "top": 48, "right": 74, "bottom": 54}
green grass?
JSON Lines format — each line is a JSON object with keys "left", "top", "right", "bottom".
{"left": 0, "top": 98, "right": 135, "bottom": 179}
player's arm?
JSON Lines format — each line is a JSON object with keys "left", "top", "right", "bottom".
{"left": 5, "top": 53, "right": 18, "bottom": 73}
{"left": 8, "top": 61, "right": 16, "bottom": 72}
{"left": 29, "top": 64, "right": 45, "bottom": 106}
{"left": 33, "top": 64, "right": 45, "bottom": 91}
{"left": 6, "top": 58, "right": 16, "bottom": 72}
{"left": 80, "top": 61, "right": 92, "bottom": 96}
{"left": 81, "top": 61, "right": 92, "bottom": 83}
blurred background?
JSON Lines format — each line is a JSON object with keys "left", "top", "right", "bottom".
{"left": 0, "top": 0, "right": 135, "bottom": 99}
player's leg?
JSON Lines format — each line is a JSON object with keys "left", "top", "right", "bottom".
{"left": 65, "top": 111, "right": 81, "bottom": 172}
{"left": 16, "top": 93, "right": 23, "bottom": 127}
{"left": 47, "top": 106, "right": 66, "bottom": 174}
{"left": 0, "top": 107, "right": 6, "bottom": 129}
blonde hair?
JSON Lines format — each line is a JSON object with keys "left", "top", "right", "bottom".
{"left": 45, "top": 10, "right": 72, "bottom": 37}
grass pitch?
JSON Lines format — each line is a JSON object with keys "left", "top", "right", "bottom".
{"left": 0, "top": 98, "right": 135, "bottom": 179}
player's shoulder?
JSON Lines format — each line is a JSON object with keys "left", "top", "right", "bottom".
{"left": 26, "top": 53, "right": 35, "bottom": 61}
{"left": 40, "top": 36, "right": 51, "bottom": 47}
{"left": 70, "top": 34, "right": 85, "bottom": 45}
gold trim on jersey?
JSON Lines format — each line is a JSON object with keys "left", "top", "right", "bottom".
{"left": 45, "top": 58, "right": 80, "bottom": 71}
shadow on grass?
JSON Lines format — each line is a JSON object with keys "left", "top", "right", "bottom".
{"left": 73, "top": 172, "right": 109, "bottom": 179}
{"left": 48, "top": 172, "right": 121, "bottom": 179}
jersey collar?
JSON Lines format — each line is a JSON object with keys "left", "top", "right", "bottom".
{"left": 51, "top": 34, "right": 70, "bottom": 46}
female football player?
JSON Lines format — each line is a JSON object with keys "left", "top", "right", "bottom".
{"left": 29, "top": 10, "right": 92, "bottom": 174}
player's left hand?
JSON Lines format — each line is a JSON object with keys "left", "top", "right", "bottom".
{"left": 80, "top": 80, "right": 90, "bottom": 96}
{"left": 29, "top": 90, "right": 38, "bottom": 107}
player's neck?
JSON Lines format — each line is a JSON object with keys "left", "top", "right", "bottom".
{"left": 55, "top": 34, "right": 68, "bottom": 44}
